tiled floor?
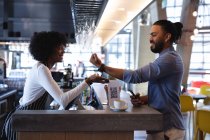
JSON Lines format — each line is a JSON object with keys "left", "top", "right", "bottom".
{"left": 134, "top": 112, "right": 210, "bottom": 140}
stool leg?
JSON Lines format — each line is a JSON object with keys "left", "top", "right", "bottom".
{"left": 193, "top": 126, "right": 198, "bottom": 140}
{"left": 199, "top": 130, "right": 204, "bottom": 140}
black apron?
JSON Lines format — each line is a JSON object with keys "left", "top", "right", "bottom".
{"left": 1, "top": 92, "right": 48, "bottom": 140}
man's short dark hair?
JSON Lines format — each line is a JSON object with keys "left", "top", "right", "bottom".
{"left": 153, "top": 20, "right": 183, "bottom": 44}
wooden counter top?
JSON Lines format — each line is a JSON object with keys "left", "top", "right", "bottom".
{"left": 12, "top": 105, "right": 163, "bottom": 132}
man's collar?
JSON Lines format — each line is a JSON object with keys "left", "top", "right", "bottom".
{"left": 159, "top": 46, "right": 174, "bottom": 56}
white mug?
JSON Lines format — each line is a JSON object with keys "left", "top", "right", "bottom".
{"left": 113, "top": 99, "right": 126, "bottom": 109}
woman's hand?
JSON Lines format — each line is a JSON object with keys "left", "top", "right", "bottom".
{"left": 89, "top": 53, "right": 102, "bottom": 68}
{"left": 85, "top": 74, "right": 109, "bottom": 85}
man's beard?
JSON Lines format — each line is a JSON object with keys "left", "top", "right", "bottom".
{"left": 150, "top": 40, "right": 164, "bottom": 53}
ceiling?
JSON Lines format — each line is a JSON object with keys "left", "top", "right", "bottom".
{"left": 0, "top": 0, "right": 106, "bottom": 43}
{"left": 0, "top": 0, "right": 154, "bottom": 45}
{"left": 94, "top": 0, "right": 154, "bottom": 46}
{"left": 71, "top": 0, "right": 107, "bottom": 35}
{"left": 71, "top": 0, "right": 154, "bottom": 46}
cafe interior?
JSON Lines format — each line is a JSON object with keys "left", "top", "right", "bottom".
{"left": 1, "top": 0, "right": 210, "bottom": 140}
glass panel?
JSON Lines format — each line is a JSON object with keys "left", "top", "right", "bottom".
{"left": 193, "top": 35, "right": 203, "bottom": 41}
{"left": 175, "top": 0, "right": 183, "bottom": 6}
{"left": 174, "top": 7, "right": 182, "bottom": 17}
{"left": 20, "top": 53, "right": 35, "bottom": 68}
{"left": 192, "top": 43, "right": 203, "bottom": 52}
{"left": 123, "top": 36, "right": 130, "bottom": 44}
{"left": 198, "top": 5, "right": 204, "bottom": 14}
{"left": 204, "top": 53, "right": 210, "bottom": 61}
{"left": 167, "top": 17, "right": 174, "bottom": 21}
{"left": 204, "top": 44, "right": 210, "bottom": 51}
{"left": 189, "top": 63, "right": 203, "bottom": 69}
{"left": 206, "top": 0, "right": 210, "bottom": 4}
{"left": 107, "top": 54, "right": 118, "bottom": 63}
{"left": 124, "top": 45, "right": 130, "bottom": 53}
{"left": 167, "top": 0, "right": 175, "bottom": 6}
{"left": 110, "top": 37, "right": 118, "bottom": 43}
{"left": 118, "top": 45, "right": 124, "bottom": 53}
{"left": 166, "top": 7, "right": 175, "bottom": 16}
{"left": 107, "top": 44, "right": 118, "bottom": 53}
{"left": 203, "top": 63, "right": 210, "bottom": 69}
{"left": 204, "top": 33, "right": 210, "bottom": 38}
{"left": 203, "top": 16, "right": 210, "bottom": 26}
{"left": 175, "top": 17, "right": 181, "bottom": 22}
{"left": 190, "top": 53, "right": 204, "bottom": 62}
{"left": 167, "top": 17, "right": 180, "bottom": 22}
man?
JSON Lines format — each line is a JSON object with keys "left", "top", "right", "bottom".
{"left": 90, "top": 20, "right": 185, "bottom": 140}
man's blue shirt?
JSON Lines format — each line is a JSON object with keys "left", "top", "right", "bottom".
{"left": 123, "top": 47, "right": 185, "bottom": 131}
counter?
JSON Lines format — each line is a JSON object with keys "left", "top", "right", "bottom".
{"left": 0, "top": 88, "right": 17, "bottom": 131}
{"left": 0, "top": 88, "right": 17, "bottom": 100}
{"left": 0, "top": 88, "right": 17, "bottom": 118}
{"left": 12, "top": 105, "right": 163, "bottom": 140}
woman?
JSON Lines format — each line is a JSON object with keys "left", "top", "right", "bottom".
{"left": 2, "top": 31, "right": 108, "bottom": 140}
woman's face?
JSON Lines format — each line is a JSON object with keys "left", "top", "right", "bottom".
{"left": 51, "top": 44, "right": 65, "bottom": 63}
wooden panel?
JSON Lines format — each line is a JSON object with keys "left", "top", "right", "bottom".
{"left": 40, "top": 132, "right": 65, "bottom": 140}
{"left": 18, "top": 132, "right": 66, "bottom": 140}
{"left": 18, "top": 132, "right": 40, "bottom": 140}
{"left": 18, "top": 131, "right": 133, "bottom": 140}
{"left": 116, "top": 131, "right": 133, "bottom": 140}
{"left": 66, "top": 131, "right": 133, "bottom": 140}
{"left": 0, "top": 99, "right": 7, "bottom": 119}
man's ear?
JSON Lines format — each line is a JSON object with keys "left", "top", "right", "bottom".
{"left": 165, "top": 33, "right": 171, "bottom": 42}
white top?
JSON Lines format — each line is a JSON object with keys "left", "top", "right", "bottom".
{"left": 19, "top": 62, "right": 88, "bottom": 109}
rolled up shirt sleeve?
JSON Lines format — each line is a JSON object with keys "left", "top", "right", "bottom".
{"left": 123, "top": 52, "right": 179, "bottom": 84}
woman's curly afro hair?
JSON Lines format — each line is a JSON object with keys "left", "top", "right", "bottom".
{"left": 29, "top": 31, "right": 67, "bottom": 62}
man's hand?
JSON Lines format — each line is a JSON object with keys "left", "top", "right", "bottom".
{"left": 130, "top": 93, "right": 148, "bottom": 107}
{"left": 89, "top": 53, "right": 102, "bottom": 68}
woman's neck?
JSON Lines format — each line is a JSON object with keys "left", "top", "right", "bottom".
{"left": 41, "top": 60, "right": 55, "bottom": 69}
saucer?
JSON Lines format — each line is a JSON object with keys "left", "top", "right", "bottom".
{"left": 110, "top": 105, "right": 128, "bottom": 112}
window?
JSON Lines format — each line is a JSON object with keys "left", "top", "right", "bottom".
{"left": 166, "top": 0, "right": 210, "bottom": 84}
{"left": 105, "top": 28, "right": 133, "bottom": 69}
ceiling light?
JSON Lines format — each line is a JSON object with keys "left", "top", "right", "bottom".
{"left": 192, "top": 11, "right": 198, "bottom": 17}
{"left": 193, "top": 28, "right": 199, "bottom": 34}
{"left": 117, "top": 8, "right": 125, "bottom": 11}
{"left": 113, "top": 20, "right": 122, "bottom": 24}
{"left": 190, "top": 35, "right": 195, "bottom": 41}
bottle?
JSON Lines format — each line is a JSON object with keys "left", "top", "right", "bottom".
{"left": 86, "top": 86, "right": 91, "bottom": 104}
{"left": 82, "top": 88, "right": 87, "bottom": 105}
{"left": 65, "top": 64, "right": 74, "bottom": 89}
{"left": 60, "top": 77, "right": 64, "bottom": 88}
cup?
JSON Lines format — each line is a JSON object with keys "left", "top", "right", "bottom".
{"left": 113, "top": 99, "right": 126, "bottom": 109}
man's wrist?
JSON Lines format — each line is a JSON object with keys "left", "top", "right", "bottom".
{"left": 98, "top": 64, "right": 105, "bottom": 72}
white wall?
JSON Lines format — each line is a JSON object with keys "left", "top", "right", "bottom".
{"left": 133, "top": 25, "right": 156, "bottom": 95}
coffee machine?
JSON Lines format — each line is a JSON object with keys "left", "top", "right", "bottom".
{"left": 62, "top": 64, "right": 74, "bottom": 89}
